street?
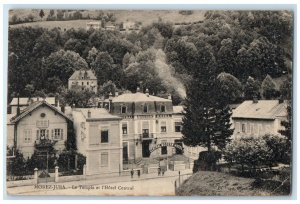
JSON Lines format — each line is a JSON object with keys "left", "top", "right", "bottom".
{"left": 6, "top": 170, "right": 192, "bottom": 196}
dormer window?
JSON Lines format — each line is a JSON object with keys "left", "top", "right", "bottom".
{"left": 121, "top": 106, "right": 127, "bottom": 114}
{"left": 161, "top": 105, "right": 166, "bottom": 113}
{"left": 143, "top": 104, "right": 148, "bottom": 113}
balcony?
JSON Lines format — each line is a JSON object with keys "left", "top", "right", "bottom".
{"left": 139, "top": 133, "right": 154, "bottom": 140}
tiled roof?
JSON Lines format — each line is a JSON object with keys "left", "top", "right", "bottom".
{"left": 112, "top": 92, "right": 171, "bottom": 103}
{"left": 69, "top": 70, "right": 97, "bottom": 80}
{"left": 76, "top": 108, "right": 121, "bottom": 120}
{"left": 232, "top": 100, "right": 287, "bottom": 120}
{"left": 10, "top": 101, "right": 72, "bottom": 124}
{"left": 10, "top": 97, "right": 55, "bottom": 106}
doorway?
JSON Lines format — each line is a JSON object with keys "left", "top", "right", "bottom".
{"left": 142, "top": 140, "right": 151, "bottom": 158}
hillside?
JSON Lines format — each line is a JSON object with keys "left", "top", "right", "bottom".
{"left": 9, "top": 9, "right": 206, "bottom": 30}
{"left": 176, "top": 171, "right": 287, "bottom": 196}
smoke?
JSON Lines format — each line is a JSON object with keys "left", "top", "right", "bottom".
{"left": 154, "top": 49, "right": 186, "bottom": 99}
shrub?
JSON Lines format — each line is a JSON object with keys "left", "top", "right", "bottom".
{"left": 223, "top": 136, "right": 273, "bottom": 171}
{"left": 262, "top": 134, "right": 290, "bottom": 164}
{"left": 193, "top": 150, "right": 222, "bottom": 172}
{"left": 57, "top": 150, "right": 86, "bottom": 172}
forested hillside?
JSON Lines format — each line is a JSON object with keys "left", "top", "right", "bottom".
{"left": 8, "top": 10, "right": 293, "bottom": 106}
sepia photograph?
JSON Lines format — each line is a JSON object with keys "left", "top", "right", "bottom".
{"left": 5, "top": 7, "right": 293, "bottom": 197}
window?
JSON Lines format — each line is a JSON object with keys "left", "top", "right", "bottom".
{"left": 122, "top": 123, "right": 128, "bottom": 135}
{"left": 87, "top": 82, "right": 89, "bottom": 85}
{"left": 39, "top": 129, "right": 49, "bottom": 140}
{"left": 235, "top": 122, "right": 240, "bottom": 133}
{"left": 101, "top": 152, "right": 109, "bottom": 167}
{"left": 161, "top": 121, "right": 167, "bottom": 133}
{"left": 160, "top": 105, "right": 166, "bottom": 113}
{"left": 143, "top": 104, "right": 148, "bottom": 113}
{"left": 242, "top": 124, "right": 246, "bottom": 133}
{"left": 36, "top": 120, "right": 49, "bottom": 128}
{"left": 254, "top": 124, "right": 258, "bottom": 135}
{"left": 123, "top": 142, "right": 129, "bottom": 162}
{"left": 175, "top": 122, "right": 182, "bottom": 132}
{"left": 24, "top": 129, "right": 32, "bottom": 143}
{"left": 258, "top": 124, "right": 263, "bottom": 135}
{"left": 82, "top": 82, "right": 84, "bottom": 85}
{"left": 101, "top": 129, "right": 109, "bottom": 143}
{"left": 121, "top": 106, "right": 127, "bottom": 114}
{"left": 250, "top": 123, "right": 254, "bottom": 134}
{"left": 265, "top": 125, "right": 271, "bottom": 133}
{"left": 52, "top": 129, "right": 63, "bottom": 140}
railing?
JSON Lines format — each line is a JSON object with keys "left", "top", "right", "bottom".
{"left": 174, "top": 172, "right": 193, "bottom": 189}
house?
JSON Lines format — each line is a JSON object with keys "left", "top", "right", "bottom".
{"left": 86, "top": 21, "right": 101, "bottom": 30}
{"left": 72, "top": 108, "right": 122, "bottom": 176}
{"left": 109, "top": 88, "right": 187, "bottom": 163}
{"left": 9, "top": 97, "right": 56, "bottom": 114}
{"left": 231, "top": 99, "right": 287, "bottom": 138}
{"left": 7, "top": 100, "right": 73, "bottom": 159}
{"left": 68, "top": 70, "right": 98, "bottom": 93}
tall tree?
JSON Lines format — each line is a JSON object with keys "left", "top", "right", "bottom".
{"left": 182, "top": 44, "right": 233, "bottom": 151}
{"left": 244, "top": 76, "right": 261, "bottom": 100}
{"left": 39, "top": 9, "right": 45, "bottom": 19}
{"left": 261, "top": 74, "right": 279, "bottom": 99}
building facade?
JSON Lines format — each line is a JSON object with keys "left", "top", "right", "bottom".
{"left": 68, "top": 70, "right": 98, "bottom": 93}
{"left": 7, "top": 101, "right": 72, "bottom": 159}
{"left": 72, "top": 108, "right": 122, "bottom": 176}
{"left": 231, "top": 100, "right": 287, "bottom": 138}
{"left": 109, "top": 89, "right": 186, "bottom": 164}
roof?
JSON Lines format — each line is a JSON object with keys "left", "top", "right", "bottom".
{"left": 10, "top": 101, "right": 72, "bottom": 124}
{"left": 69, "top": 70, "right": 97, "bottom": 80}
{"left": 76, "top": 108, "right": 121, "bottom": 121}
{"left": 10, "top": 97, "right": 55, "bottom": 106}
{"left": 173, "top": 106, "right": 185, "bottom": 114}
{"left": 112, "top": 92, "right": 172, "bottom": 103}
{"left": 232, "top": 100, "right": 287, "bottom": 120}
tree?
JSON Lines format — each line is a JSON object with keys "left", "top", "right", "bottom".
{"left": 39, "top": 9, "right": 45, "bottom": 19}
{"left": 182, "top": 47, "right": 233, "bottom": 152}
{"left": 261, "top": 74, "right": 280, "bottom": 99}
{"left": 6, "top": 147, "right": 27, "bottom": 177}
{"left": 217, "top": 72, "right": 243, "bottom": 103}
{"left": 98, "top": 80, "right": 118, "bottom": 97}
{"left": 49, "top": 9, "right": 55, "bottom": 17}
{"left": 223, "top": 136, "right": 273, "bottom": 171}
{"left": 44, "top": 49, "right": 88, "bottom": 84}
{"left": 244, "top": 76, "right": 261, "bottom": 100}
{"left": 278, "top": 75, "right": 292, "bottom": 157}
{"left": 27, "top": 14, "right": 35, "bottom": 22}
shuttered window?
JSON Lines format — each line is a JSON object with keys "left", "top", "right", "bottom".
{"left": 100, "top": 152, "right": 109, "bottom": 167}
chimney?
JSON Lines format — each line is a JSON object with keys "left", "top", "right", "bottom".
{"left": 109, "top": 92, "right": 113, "bottom": 112}
{"left": 61, "top": 105, "right": 65, "bottom": 113}
{"left": 87, "top": 110, "right": 91, "bottom": 118}
{"left": 145, "top": 88, "right": 149, "bottom": 97}
{"left": 168, "top": 94, "right": 172, "bottom": 100}
{"left": 115, "top": 91, "right": 119, "bottom": 97}
{"left": 136, "top": 87, "right": 140, "bottom": 93}
{"left": 37, "top": 97, "right": 39, "bottom": 101}
{"left": 16, "top": 94, "right": 20, "bottom": 116}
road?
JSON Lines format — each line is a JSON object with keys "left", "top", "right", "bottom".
{"left": 7, "top": 173, "right": 184, "bottom": 196}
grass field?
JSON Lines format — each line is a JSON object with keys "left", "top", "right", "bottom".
{"left": 176, "top": 171, "right": 287, "bottom": 196}
{"left": 9, "top": 10, "right": 206, "bottom": 30}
